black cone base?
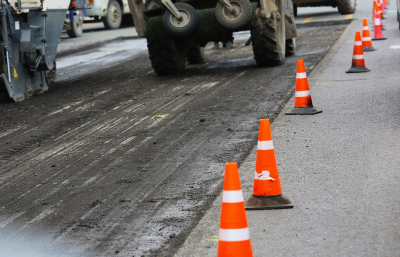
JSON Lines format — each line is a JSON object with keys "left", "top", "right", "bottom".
{"left": 346, "top": 66, "right": 371, "bottom": 73}
{"left": 285, "top": 106, "right": 322, "bottom": 115}
{"left": 245, "top": 194, "right": 293, "bottom": 210}
{"left": 372, "top": 37, "right": 387, "bottom": 41}
{"left": 363, "top": 46, "right": 376, "bottom": 52}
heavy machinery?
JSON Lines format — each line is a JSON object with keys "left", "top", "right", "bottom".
{"left": 86, "top": 0, "right": 133, "bottom": 29}
{"left": 64, "top": 0, "right": 88, "bottom": 38}
{"left": 292, "top": 0, "right": 356, "bottom": 16}
{"left": 0, "top": 0, "right": 71, "bottom": 101}
{"left": 127, "top": 0, "right": 298, "bottom": 74}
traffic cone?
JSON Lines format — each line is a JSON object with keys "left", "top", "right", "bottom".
{"left": 372, "top": 12, "right": 387, "bottom": 40}
{"left": 245, "top": 119, "right": 293, "bottom": 210}
{"left": 380, "top": 0, "right": 387, "bottom": 10}
{"left": 285, "top": 59, "right": 322, "bottom": 115}
{"left": 377, "top": 0, "right": 385, "bottom": 19}
{"left": 372, "top": 1, "right": 376, "bottom": 24}
{"left": 218, "top": 162, "right": 253, "bottom": 257}
{"left": 362, "top": 19, "right": 376, "bottom": 52}
{"left": 346, "top": 32, "right": 371, "bottom": 73}
{"left": 373, "top": 2, "right": 386, "bottom": 30}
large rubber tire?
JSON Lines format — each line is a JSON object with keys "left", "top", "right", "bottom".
{"left": 147, "top": 38, "right": 188, "bottom": 74}
{"left": 285, "top": 38, "right": 295, "bottom": 56}
{"left": 163, "top": 3, "right": 198, "bottom": 36}
{"left": 67, "top": 11, "right": 83, "bottom": 38}
{"left": 215, "top": 0, "right": 252, "bottom": 30}
{"left": 186, "top": 38, "right": 204, "bottom": 64}
{"left": 102, "top": 0, "right": 122, "bottom": 29}
{"left": 251, "top": 2, "right": 286, "bottom": 67}
{"left": 337, "top": 0, "right": 356, "bottom": 15}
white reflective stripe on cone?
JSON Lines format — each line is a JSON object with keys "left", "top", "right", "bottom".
{"left": 295, "top": 90, "right": 310, "bottom": 97}
{"left": 375, "top": 18, "right": 381, "bottom": 25}
{"left": 222, "top": 190, "right": 244, "bottom": 203}
{"left": 352, "top": 55, "right": 364, "bottom": 60}
{"left": 296, "top": 72, "right": 307, "bottom": 79}
{"left": 219, "top": 228, "right": 250, "bottom": 242}
{"left": 354, "top": 41, "right": 362, "bottom": 46}
{"left": 258, "top": 140, "right": 274, "bottom": 150}
{"left": 254, "top": 170, "right": 275, "bottom": 181}
{"left": 362, "top": 37, "right": 371, "bottom": 41}
{"left": 363, "top": 26, "right": 369, "bottom": 30}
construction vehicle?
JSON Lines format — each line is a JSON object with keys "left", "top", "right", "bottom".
{"left": 64, "top": 0, "right": 88, "bottom": 38}
{"left": 86, "top": 0, "right": 133, "bottom": 29}
{"left": 0, "top": 0, "right": 82, "bottom": 102}
{"left": 127, "top": 0, "right": 298, "bottom": 74}
{"left": 292, "top": 0, "right": 356, "bottom": 16}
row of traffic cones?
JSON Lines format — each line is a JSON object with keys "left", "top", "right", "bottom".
{"left": 218, "top": 1, "right": 392, "bottom": 255}
{"left": 218, "top": 119, "right": 291, "bottom": 256}
{"left": 218, "top": 44, "right": 324, "bottom": 255}
{"left": 218, "top": 57, "right": 321, "bottom": 255}
{"left": 347, "top": 0, "right": 389, "bottom": 73}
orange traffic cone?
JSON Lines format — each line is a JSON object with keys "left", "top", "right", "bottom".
{"left": 285, "top": 59, "right": 322, "bottom": 115}
{"left": 245, "top": 119, "right": 293, "bottom": 210}
{"left": 372, "top": 12, "right": 387, "bottom": 40}
{"left": 218, "top": 162, "right": 253, "bottom": 257}
{"left": 372, "top": 1, "right": 376, "bottom": 24}
{"left": 362, "top": 19, "right": 376, "bottom": 51}
{"left": 377, "top": 0, "right": 386, "bottom": 19}
{"left": 372, "top": 1, "right": 376, "bottom": 22}
{"left": 373, "top": 1, "right": 386, "bottom": 30}
{"left": 346, "top": 32, "right": 371, "bottom": 73}
{"left": 382, "top": 0, "right": 387, "bottom": 9}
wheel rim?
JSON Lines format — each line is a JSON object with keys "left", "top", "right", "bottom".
{"left": 221, "top": 1, "right": 244, "bottom": 22}
{"left": 169, "top": 9, "right": 190, "bottom": 28}
{"left": 76, "top": 11, "right": 83, "bottom": 31}
{"left": 109, "top": 3, "right": 121, "bottom": 23}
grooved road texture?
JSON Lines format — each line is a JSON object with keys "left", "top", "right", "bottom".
{"left": 0, "top": 24, "right": 346, "bottom": 256}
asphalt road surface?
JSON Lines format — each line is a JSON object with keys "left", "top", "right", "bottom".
{"left": 0, "top": 23, "right": 347, "bottom": 256}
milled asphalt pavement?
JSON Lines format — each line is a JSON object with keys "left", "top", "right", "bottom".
{"left": 175, "top": 3, "right": 400, "bottom": 257}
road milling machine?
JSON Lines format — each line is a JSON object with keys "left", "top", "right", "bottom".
{"left": 127, "top": 0, "right": 297, "bottom": 74}
{"left": 0, "top": 0, "right": 72, "bottom": 102}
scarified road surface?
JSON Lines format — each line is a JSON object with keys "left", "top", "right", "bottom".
{"left": 0, "top": 23, "right": 347, "bottom": 256}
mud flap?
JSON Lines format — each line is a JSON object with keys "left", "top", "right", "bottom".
{"left": 284, "top": 0, "right": 297, "bottom": 39}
